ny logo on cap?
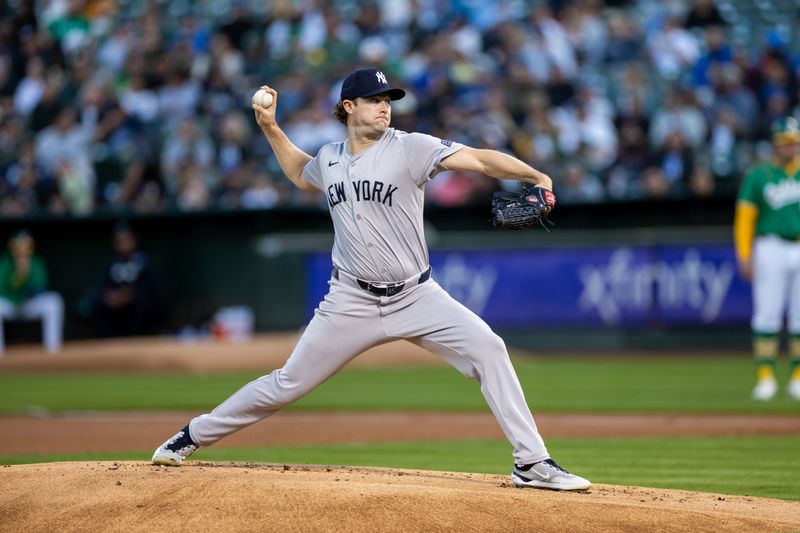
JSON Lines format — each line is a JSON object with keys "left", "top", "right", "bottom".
{"left": 375, "top": 71, "right": 388, "bottom": 85}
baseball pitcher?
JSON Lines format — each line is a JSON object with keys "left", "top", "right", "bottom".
{"left": 152, "top": 69, "right": 590, "bottom": 490}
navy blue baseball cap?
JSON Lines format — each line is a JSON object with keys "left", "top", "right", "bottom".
{"left": 340, "top": 69, "right": 405, "bottom": 102}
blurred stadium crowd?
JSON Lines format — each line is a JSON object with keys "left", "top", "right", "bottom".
{"left": 1, "top": 0, "right": 799, "bottom": 217}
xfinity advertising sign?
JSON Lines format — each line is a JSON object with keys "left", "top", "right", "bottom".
{"left": 305, "top": 244, "right": 751, "bottom": 327}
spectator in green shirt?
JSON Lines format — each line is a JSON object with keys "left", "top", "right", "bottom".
{"left": 0, "top": 230, "right": 63, "bottom": 355}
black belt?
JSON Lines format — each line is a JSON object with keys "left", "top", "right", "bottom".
{"left": 333, "top": 266, "right": 432, "bottom": 296}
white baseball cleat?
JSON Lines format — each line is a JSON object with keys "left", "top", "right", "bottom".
{"left": 512, "top": 458, "right": 591, "bottom": 491}
{"left": 788, "top": 379, "right": 800, "bottom": 400}
{"left": 152, "top": 425, "right": 199, "bottom": 466}
{"left": 751, "top": 378, "right": 778, "bottom": 401}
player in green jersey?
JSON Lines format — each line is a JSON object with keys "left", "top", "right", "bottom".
{"left": 0, "top": 230, "right": 64, "bottom": 355}
{"left": 734, "top": 116, "right": 800, "bottom": 400}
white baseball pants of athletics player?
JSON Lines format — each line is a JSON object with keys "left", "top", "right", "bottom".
{"left": 0, "top": 292, "right": 64, "bottom": 355}
{"left": 190, "top": 271, "right": 550, "bottom": 465}
{"left": 752, "top": 235, "right": 800, "bottom": 333}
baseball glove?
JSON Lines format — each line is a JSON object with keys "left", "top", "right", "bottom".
{"left": 491, "top": 182, "right": 556, "bottom": 230}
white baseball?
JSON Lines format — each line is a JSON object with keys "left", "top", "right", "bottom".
{"left": 252, "top": 89, "right": 273, "bottom": 108}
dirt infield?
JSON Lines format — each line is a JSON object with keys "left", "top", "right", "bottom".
{"left": 0, "top": 333, "right": 744, "bottom": 374}
{"left": 0, "top": 333, "right": 444, "bottom": 373}
{"left": 2, "top": 411, "right": 799, "bottom": 456}
{"left": 2, "top": 462, "right": 798, "bottom": 532}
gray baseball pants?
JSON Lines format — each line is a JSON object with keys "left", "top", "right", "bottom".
{"left": 189, "top": 271, "right": 550, "bottom": 465}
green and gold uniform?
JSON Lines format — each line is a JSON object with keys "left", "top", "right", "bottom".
{"left": 734, "top": 116, "right": 800, "bottom": 399}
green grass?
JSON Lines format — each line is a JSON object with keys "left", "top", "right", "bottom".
{"left": 2, "top": 355, "right": 797, "bottom": 502}
{"left": 1, "top": 356, "right": 798, "bottom": 414}
{"left": 2, "top": 436, "right": 798, "bottom": 501}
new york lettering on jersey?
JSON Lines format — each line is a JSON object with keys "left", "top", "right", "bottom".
{"left": 307, "top": 128, "right": 464, "bottom": 281}
{"left": 327, "top": 179, "right": 398, "bottom": 208}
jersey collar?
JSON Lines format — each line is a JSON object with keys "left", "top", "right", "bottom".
{"left": 785, "top": 156, "right": 800, "bottom": 176}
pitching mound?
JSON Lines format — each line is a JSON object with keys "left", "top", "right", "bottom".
{"left": 2, "top": 462, "right": 798, "bottom": 532}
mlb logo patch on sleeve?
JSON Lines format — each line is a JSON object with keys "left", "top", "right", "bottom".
{"left": 441, "top": 139, "right": 453, "bottom": 147}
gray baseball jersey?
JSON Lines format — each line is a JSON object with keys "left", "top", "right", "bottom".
{"left": 188, "top": 127, "right": 551, "bottom": 466}
{"left": 303, "top": 128, "right": 462, "bottom": 282}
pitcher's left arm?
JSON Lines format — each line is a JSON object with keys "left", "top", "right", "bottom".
{"left": 440, "top": 147, "right": 553, "bottom": 191}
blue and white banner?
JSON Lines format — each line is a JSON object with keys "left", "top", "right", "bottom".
{"left": 305, "top": 243, "right": 751, "bottom": 327}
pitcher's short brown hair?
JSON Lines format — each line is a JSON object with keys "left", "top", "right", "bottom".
{"left": 332, "top": 101, "right": 348, "bottom": 125}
